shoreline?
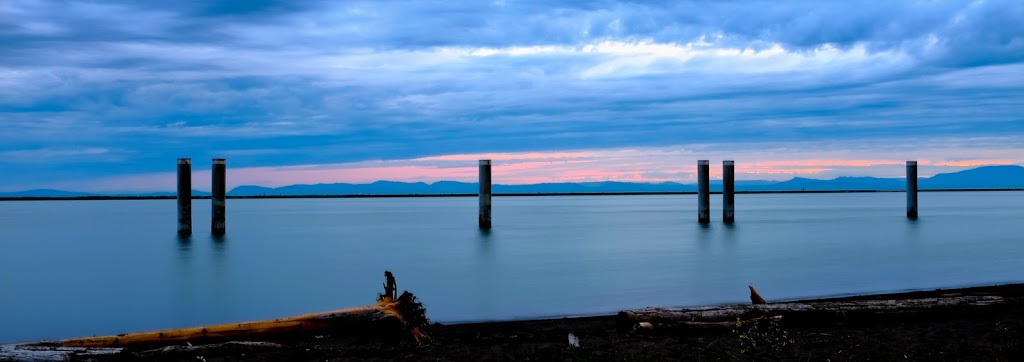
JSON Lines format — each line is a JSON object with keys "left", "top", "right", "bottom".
{"left": 10, "top": 283, "right": 1023, "bottom": 361}
{"left": 1, "top": 187, "right": 1022, "bottom": 201}
{"left": 434, "top": 281, "right": 1024, "bottom": 326}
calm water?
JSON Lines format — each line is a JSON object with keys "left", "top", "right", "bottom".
{"left": 1, "top": 192, "right": 1023, "bottom": 343}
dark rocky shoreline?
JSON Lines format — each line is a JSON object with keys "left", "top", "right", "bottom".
{"left": 52, "top": 283, "right": 1023, "bottom": 361}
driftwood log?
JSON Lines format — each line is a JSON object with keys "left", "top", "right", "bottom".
{"left": 0, "top": 344, "right": 123, "bottom": 361}
{"left": 618, "top": 295, "right": 1006, "bottom": 331}
{"left": 2, "top": 307, "right": 399, "bottom": 361}
{"left": 2, "top": 273, "right": 430, "bottom": 360}
{"left": 52, "top": 304, "right": 402, "bottom": 348}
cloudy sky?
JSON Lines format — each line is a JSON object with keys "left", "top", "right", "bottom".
{"left": 2, "top": 0, "right": 1022, "bottom": 192}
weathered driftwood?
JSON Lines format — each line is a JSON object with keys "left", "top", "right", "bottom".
{"left": 0, "top": 344, "right": 122, "bottom": 361}
{"left": 749, "top": 285, "right": 767, "bottom": 304}
{"left": 39, "top": 303, "right": 403, "bottom": 348}
{"left": 137, "top": 341, "right": 282, "bottom": 355}
{"left": 2, "top": 273, "right": 430, "bottom": 360}
{"left": 617, "top": 295, "right": 1005, "bottom": 330}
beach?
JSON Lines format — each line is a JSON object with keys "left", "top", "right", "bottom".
{"left": 18, "top": 283, "right": 1020, "bottom": 361}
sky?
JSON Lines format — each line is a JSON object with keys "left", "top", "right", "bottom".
{"left": 2, "top": 0, "right": 1023, "bottom": 192}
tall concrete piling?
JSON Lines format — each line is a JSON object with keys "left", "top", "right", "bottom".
{"left": 479, "top": 160, "right": 492, "bottom": 229}
{"left": 698, "top": 160, "right": 710, "bottom": 224}
{"left": 907, "top": 160, "right": 918, "bottom": 219}
{"left": 177, "top": 158, "right": 192, "bottom": 236}
{"left": 211, "top": 158, "right": 227, "bottom": 235}
{"left": 723, "top": 160, "right": 735, "bottom": 223}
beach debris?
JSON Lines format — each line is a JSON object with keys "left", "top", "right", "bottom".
{"left": 634, "top": 322, "right": 655, "bottom": 330}
{"left": 380, "top": 270, "right": 399, "bottom": 302}
{"left": 392, "top": 290, "right": 432, "bottom": 344}
{"left": 617, "top": 295, "right": 1005, "bottom": 330}
{"left": 0, "top": 344, "right": 123, "bottom": 361}
{"left": 567, "top": 333, "right": 581, "bottom": 348}
{"left": 16, "top": 271, "right": 432, "bottom": 349}
{"left": 137, "top": 341, "right": 282, "bottom": 356}
{"left": 41, "top": 304, "right": 404, "bottom": 348}
{"left": 749, "top": 285, "right": 767, "bottom": 305}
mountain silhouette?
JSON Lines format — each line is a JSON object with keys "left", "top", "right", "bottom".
{"left": 224, "top": 165, "right": 1024, "bottom": 196}
{"left": 0, "top": 189, "right": 97, "bottom": 197}
{"left": 921, "top": 165, "right": 1024, "bottom": 189}
{"left": 2, "top": 165, "right": 1021, "bottom": 198}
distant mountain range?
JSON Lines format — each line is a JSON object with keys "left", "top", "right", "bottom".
{"left": 0, "top": 189, "right": 212, "bottom": 198}
{"left": 2, "top": 165, "right": 1023, "bottom": 198}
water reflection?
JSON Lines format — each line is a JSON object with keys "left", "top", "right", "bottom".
{"left": 209, "top": 234, "right": 230, "bottom": 321}
{"left": 474, "top": 226, "right": 496, "bottom": 316}
{"left": 173, "top": 234, "right": 195, "bottom": 328}
{"left": 5, "top": 193, "right": 1024, "bottom": 344}
{"left": 903, "top": 216, "right": 921, "bottom": 243}
{"left": 176, "top": 235, "right": 192, "bottom": 261}
{"left": 211, "top": 234, "right": 228, "bottom": 271}
{"left": 721, "top": 222, "right": 738, "bottom": 251}
{"left": 695, "top": 222, "right": 712, "bottom": 252}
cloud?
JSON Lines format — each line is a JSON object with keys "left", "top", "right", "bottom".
{"left": 0, "top": 1, "right": 1022, "bottom": 191}
{"left": 0, "top": 147, "right": 112, "bottom": 159}
{"left": 25, "top": 137, "right": 1024, "bottom": 193}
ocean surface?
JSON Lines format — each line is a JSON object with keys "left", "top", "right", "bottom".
{"left": 1, "top": 192, "right": 1023, "bottom": 343}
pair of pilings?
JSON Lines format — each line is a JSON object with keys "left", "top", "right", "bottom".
{"left": 697, "top": 160, "right": 736, "bottom": 224}
{"left": 696, "top": 160, "right": 920, "bottom": 223}
{"left": 177, "top": 158, "right": 227, "bottom": 236}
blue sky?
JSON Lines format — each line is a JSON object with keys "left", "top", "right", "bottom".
{"left": 1, "top": 0, "right": 1022, "bottom": 192}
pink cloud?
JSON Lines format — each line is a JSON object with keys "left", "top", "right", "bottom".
{"left": 751, "top": 160, "right": 905, "bottom": 167}
{"left": 64, "top": 146, "right": 1023, "bottom": 192}
{"left": 925, "top": 160, "right": 1017, "bottom": 167}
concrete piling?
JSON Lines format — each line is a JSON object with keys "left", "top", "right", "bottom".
{"left": 907, "top": 161, "right": 918, "bottom": 219}
{"left": 177, "top": 158, "right": 192, "bottom": 236}
{"left": 723, "top": 160, "right": 735, "bottom": 223}
{"left": 212, "top": 158, "right": 226, "bottom": 235}
{"left": 698, "top": 160, "right": 710, "bottom": 224}
{"left": 479, "top": 160, "right": 492, "bottom": 229}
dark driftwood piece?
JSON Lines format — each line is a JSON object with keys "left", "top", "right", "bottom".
{"left": 749, "top": 285, "right": 767, "bottom": 305}
{"left": 617, "top": 295, "right": 1005, "bottom": 330}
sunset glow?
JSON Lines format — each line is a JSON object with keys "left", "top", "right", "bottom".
{"left": 60, "top": 146, "right": 1024, "bottom": 192}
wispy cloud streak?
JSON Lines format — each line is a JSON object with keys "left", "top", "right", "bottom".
{"left": 42, "top": 141, "right": 1023, "bottom": 193}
